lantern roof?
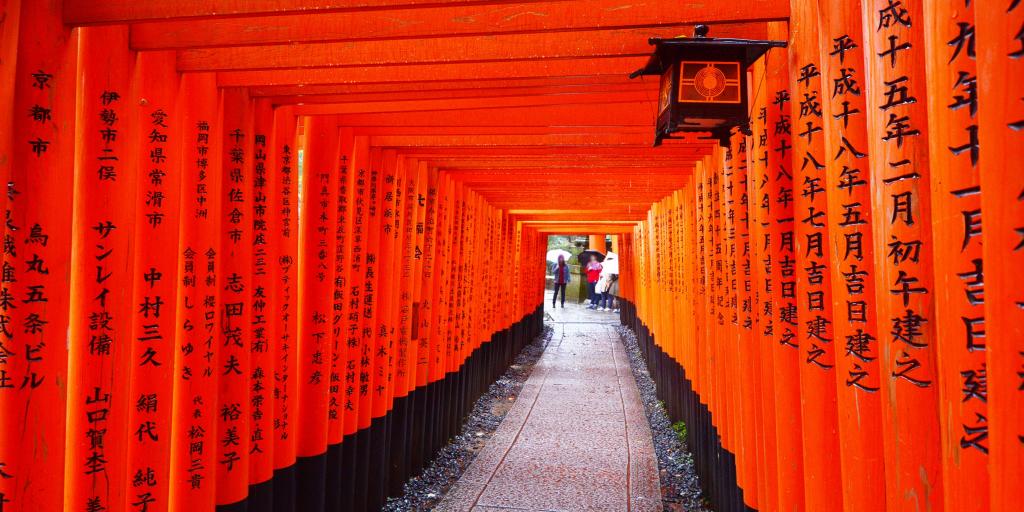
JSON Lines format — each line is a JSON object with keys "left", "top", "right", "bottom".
{"left": 629, "top": 26, "right": 786, "bottom": 78}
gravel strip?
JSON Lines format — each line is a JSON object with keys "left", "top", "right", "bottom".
{"left": 383, "top": 325, "right": 554, "bottom": 511}
{"left": 616, "top": 325, "right": 711, "bottom": 512}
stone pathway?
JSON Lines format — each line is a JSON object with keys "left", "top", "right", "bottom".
{"left": 435, "top": 295, "right": 660, "bottom": 512}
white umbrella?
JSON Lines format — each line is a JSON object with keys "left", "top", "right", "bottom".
{"left": 546, "top": 249, "right": 572, "bottom": 263}
{"left": 601, "top": 252, "right": 619, "bottom": 274}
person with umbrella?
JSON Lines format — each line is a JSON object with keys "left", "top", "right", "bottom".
{"left": 584, "top": 253, "right": 603, "bottom": 309}
{"left": 552, "top": 254, "right": 571, "bottom": 308}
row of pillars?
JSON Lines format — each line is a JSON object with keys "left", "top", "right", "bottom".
{"left": 0, "top": 10, "right": 547, "bottom": 512}
{"left": 618, "top": 1, "right": 1021, "bottom": 511}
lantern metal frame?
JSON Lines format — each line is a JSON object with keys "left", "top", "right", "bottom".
{"left": 630, "top": 25, "right": 786, "bottom": 146}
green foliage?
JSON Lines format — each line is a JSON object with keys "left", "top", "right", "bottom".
{"left": 671, "top": 421, "right": 688, "bottom": 444}
{"left": 546, "top": 235, "right": 588, "bottom": 264}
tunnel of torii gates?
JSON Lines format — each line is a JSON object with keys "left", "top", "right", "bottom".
{"left": 0, "top": 1, "right": 1022, "bottom": 512}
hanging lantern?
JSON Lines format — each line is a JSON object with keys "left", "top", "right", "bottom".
{"left": 630, "top": 25, "right": 786, "bottom": 146}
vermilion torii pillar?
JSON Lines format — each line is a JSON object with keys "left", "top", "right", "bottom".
{"left": 976, "top": 0, "right": 1024, "bottom": 510}
{"left": 815, "top": 1, "right": 888, "bottom": 509}
{"left": 787, "top": 3, "right": 843, "bottom": 510}
{"left": 746, "top": 52, "right": 780, "bottom": 512}
{"left": 922, "top": 1, "right": 990, "bottom": 510}
{"left": 248, "top": 97, "right": 277, "bottom": 505}
{"left": 270, "top": 105, "right": 300, "bottom": 512}
{"left": 0, "top": 3, "right": 76, "bottom": 511}
{"left": 764, "top": 21, "right": 805, "bottom": 512}
{"left": 65, "top": 25, "right": 136, "bottom": 512}
{"left": 728, "top": 130, "right": 761, "bottom": 510}
{"left": 861, "top": 1, "right": 944, "bottom": 509}
{"left": 124, "top": 50, "right": 182, "bottom": 512}
{"left": 295, "top": 114, "right": 339, "bottom": 512}
{"left": 216, "top": 87, "right": 256, "bottom": 509}
{"left": 169, "top": 71, "right": 221, "bottom": 512}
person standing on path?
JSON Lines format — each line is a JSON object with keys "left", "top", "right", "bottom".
{"left": 552, "top": 254, "right": 571, "bottom": 308}
{"left": 596, "top": 253, "right": 619, "bottom": 311}
{"left": 585, "top": 255, "right": 603, "bottom": 309}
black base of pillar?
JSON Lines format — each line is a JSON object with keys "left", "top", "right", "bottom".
{"left": 294, "top": 451, "right": 327, "bottom": 512}
{"left": 324, "top": 441, "right": 343, "bottom": 511}
{"left": 248, "top": 478, "right": 273, "bottom": 512}
{"left": 339, "top": 433, "right": 357, "bottom": 511}
{"left": 208, "top": 305, "right": 544, "bottom": 512}
{"left": 388, "top": 393, "right": 411, "bottom": 497}
{"left": 352, "top": 426, "right": 371, "bottom": 511}
{"left": 271, "top": 464, "right": 295, "bottom": 512}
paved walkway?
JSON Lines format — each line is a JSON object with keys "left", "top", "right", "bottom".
{"left": 436, "top": 293, "right": 660, "bottom": 512}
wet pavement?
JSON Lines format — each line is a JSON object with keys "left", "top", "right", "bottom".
{"left": 435, "top": 293, "right": 660, "bottom": 511}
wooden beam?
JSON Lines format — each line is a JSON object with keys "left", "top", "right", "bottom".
{"left": 370, "top": 133, "right": 659, "bottom": 146}
{"left": 216, "top": 56, "right": 644, "bottom": 86}
{"left": 177, "top": 25, "right": 764, "bottom": 71}
{"left": 394, "top": 146, "right": 713, "bottom": 157}
{"left": 531, "top": 225, "right": 638, "bottom": 233}
{"left": 524, "top": 220, "right": 639, "bottom": 225}
{"left": 64, "top": 0, "right": 557, "bottom": 25}
{"left": 349, "top": 126, "right": 654, "bottom": 136}
{"left": 265, "top": 83, "right": 656, "bottom": 105}
{"left": 249, "top": 75, "right": 640, "bottom": 96}
{"left": 328, "top": 103, "right": 656, "bottom": 127}
{"left": 431, "top": 156, "right": 702, "bottom": 164}
{"left": 512, "top": 211, "right": 650, "bottom": 221}
{"left": 445, "top": 167, "right": 693, "bottom": 174}
{"left": 465, "top": 184, "right": 690, "bottom": 193}
{"left": 129, "top": 0, "right": 785, "bottom": 50}
{"left": 292, "top": 91, "right": 655, "bottom": 115}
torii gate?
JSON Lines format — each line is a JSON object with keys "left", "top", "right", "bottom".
{"left": 0, "top": 1, "right": 1021, "bottom": 512}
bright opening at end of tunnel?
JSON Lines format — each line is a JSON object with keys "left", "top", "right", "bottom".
{"left": 0, "top": 1, "right": 1021, "bottom": 512}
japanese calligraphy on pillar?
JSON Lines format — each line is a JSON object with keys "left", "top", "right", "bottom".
{"left": 330, "top": 133, "right": 353, "bottom": 440}
{"left": 447, "top": 187, "right": 464, "bottom": 363}
{"left": 169, "top": 73, "right": 219, "bottom": 510}
{"left": 217, "top": 89, "right": 253, "bottom": 504}
{"left": 272, "top": 108, "right": 298, "bottom": 469}
{"left": 0, "top": 5, "right": 76, "bottom": 510}
{"left": 297, "top": 116, "right": 338, "bottom": 458}
{"left": 728, "top": 129, "right": 761, "bottom": 509}
{"left": 922, "top": 1, "right": 989, "bottom": 509}
{"left": 862, "top": 1, "right": 943, "bottom": 508}
{"left": 815, "top": 2, "right": 888, "bottom": 508}
{"left": 417, "top": 169, "right": 439, "bottom": 388}
{"left": 125, "top": 52, "right": 181, "bottom": 512}
{"left": 764, "top": 22, "right": 805, "bottom": 510}
{"left": 376, "top": 162, "right": 398, "bottom": 407}
{"left": 975, "top": 0, "right": 1024, "bottom": 508}
{"left": 746, "top": 54, "right": 781, "bottom": 507}
{"left": 788, "top": 4, "right": 843, "bottom": 509}
{"left": 397, "top": 161, "right": 420, "bottom": 397}
{"left": 428, "top": 176, "right": 451, "bottom": 386}
{"left": 346, "top": 140, "right": 368, "bottom": 435}
{"left": 248, "top": 101, "right": 275, "bottom": 482}
{"left": 362, "top": 153, "right": 382, "bottom": 423}
{"left": 791, "top": 26, "right": 835, "bottom": 374}
{"left": 66, "top": 26, "right": 135, "bottom": 512}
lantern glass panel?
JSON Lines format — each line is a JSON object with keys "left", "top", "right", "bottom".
{"left": 658, "top": 67, "right": 673, "bottom": 114}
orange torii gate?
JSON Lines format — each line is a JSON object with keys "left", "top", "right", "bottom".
{"left": 0, "top": 1, "right": 1021, "bottom": 512}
